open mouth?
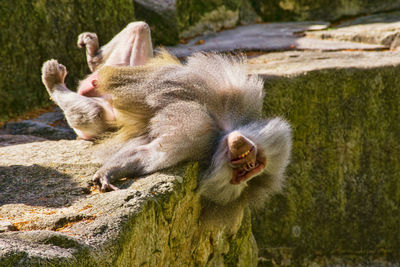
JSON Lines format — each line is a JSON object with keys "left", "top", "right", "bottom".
{"left": 230, "top": 147, "right": 266, "bottom": 185}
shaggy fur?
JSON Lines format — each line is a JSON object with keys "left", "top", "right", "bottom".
{"left": 42, "top": 50, "right": 292, "bottom": 206}
{"left": 96, "top": 51, "right": 292, "bottom": 205}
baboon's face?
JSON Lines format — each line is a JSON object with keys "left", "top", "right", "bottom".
{"left": 227, "top": 131, "right": 266, "bottom": 184}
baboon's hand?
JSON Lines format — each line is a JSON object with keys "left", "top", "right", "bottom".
{"left": 93, "top": 171, "right": 120, "bottom": 192}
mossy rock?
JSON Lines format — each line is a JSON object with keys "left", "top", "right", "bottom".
{"left": 0, "top": 139, "right": 258, "bottom": 266}
{"left": 134, "top": 0, "right": 258, "bottom": 45}
{"left": 252, "top": 52, "right": 400, "bottom": 265}
{"left": 250, "top": 0, "right": 400, "bottom": 22}
{"left": 0, "top": 0, "right": 258, "bottom": 122}
{"left": 0, "top": 0, "right": 134, "bottom": 122}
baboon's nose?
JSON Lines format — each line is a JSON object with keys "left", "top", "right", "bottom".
{"left": 228, "top": 131, "right": 250, "bottom": 157}
{"left": 227, "top": 131, "right": 257, "bottom": 166}
{"left": 244, "top": 161, "right": 256, "bottom": 171}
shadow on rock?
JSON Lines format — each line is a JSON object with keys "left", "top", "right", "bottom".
{"left": 0, "top": 134, "right": 48, "bottom": 148}
{"left": 0, "top": 165, "right": 90, "bottom": 208}
{"left": 1, "top": 120, "right": 76, "bottom": 141}
{"left": 0, "top": 107, "right": 76, "bottom": 141}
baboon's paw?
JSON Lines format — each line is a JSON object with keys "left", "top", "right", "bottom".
{"left": 41, "top": 59, "right": 68, "bottom": 91}
{"left": 77, "top": 32, "right": 99, "bottom": 56}
{"left": 93, "top": 172, "right": 120, "bottom": 193}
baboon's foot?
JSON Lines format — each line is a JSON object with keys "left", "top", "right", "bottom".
{"left": 78, "top": 32, "right": 99, "bottom": 57}
{"left": 78, "top": 32, "right": 102, "bottom": 72}
{"left": 93, "top": 171, "right": 120, "bottom": 192}
{"left": 41, "top": 59, "right": 68, "bottom": 92}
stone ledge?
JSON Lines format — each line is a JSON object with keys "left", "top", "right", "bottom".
{"left": 168, "top": 22, "right": 386, "bottom": 58}
{"left": 248, "top": 50, "right": 400, "bottom": 76}
{"left": 307, "top": 11, "right": 400, "bottom": 49}
{"left": 0, "top": 140, "right": 257, "bottom": 266}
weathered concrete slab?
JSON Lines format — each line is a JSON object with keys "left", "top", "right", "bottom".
{"left": 168, "top": 22, "right": 385, "bottom": 57}
{"left": 307, "top": 11, "right": 400, "bottom": 49}
{"left": 0, "top": 139, "right": 257, "bottom": 266}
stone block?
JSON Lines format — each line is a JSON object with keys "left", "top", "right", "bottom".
{"left": 250, "top": 0, "right": 400, "bottom": 22}
{"left": 249, "top": 50, "right": 400, "bottom": 265}
{"left": 0, "top": 139, "right": 258, "bottom": 266}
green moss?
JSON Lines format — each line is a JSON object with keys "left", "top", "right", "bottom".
{"left": 249, "top": 0, "right": 400, "bottom": 22}
{"left": 224, "top": 208, "right": 258, "bottom": 266}
{"left": 253, "top": 66, "right": 400, "bottom": 264}
{"left": 176, "top": 0, "right": 240, "bottom": 30}
{"left": 176, "top": 0, "right": 242, "bottom": 39}
{"left": 133, "top": 2, "right": 179, "bottom": 46}
{"left": 134, "top": 0, "right": 247, "bottom": 45}
{"left": 179, "top": 6, "right": 239, "bottom": 39}
{"left": 0, "top": 0, "right": 256, "bottom": 121}
{"left": 113, "top": 163, "right": 258, "bottom": 266}
{"left": 0, "top": 0, "right": 134, "bottom": 122}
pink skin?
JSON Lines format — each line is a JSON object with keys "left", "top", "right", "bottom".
{"left": 73, "top": 22, "right": 153, "bottom": 138}
{"left": 74, "top": 129, "right": 95, "bottom": 140}
{"left": 76, "top": 72, "right": 115, "bottom": 128}
{"left": 77, "top": 72, "right": 101, "bottom": 97}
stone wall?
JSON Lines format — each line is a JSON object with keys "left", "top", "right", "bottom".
{"left": 133, "top": 0, "right": 256, "bottom": 45}
{"left": 0, "top": 0, "right": 134, "bottom": 121}
{"left": 250, "top": 0, "right": 400, "bottom": 22}
{"left": 252, "top": 56, "right": 400, "bottom": 265}
{"left": 1, "top": 0, "right": 252, "bottom": 122}
{"left": 3, "top": 0, "right": 399, "bottom": 121}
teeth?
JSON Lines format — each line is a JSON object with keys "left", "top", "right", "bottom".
{"left": 239, "top": 149, "right": 250, "bottom": 158}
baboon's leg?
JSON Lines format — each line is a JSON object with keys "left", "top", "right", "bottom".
{"left": 78, "top": 21, "right": 153, "bottom": 72}
{"left": 93, "top": 136, "right": 186, "bottom": 192}
{"left": 93, "top": 102, "right": 217, "bottom": 191}
{"left": 41, "top": 59, "right": 115, "bottom": 140}
{"left": 77, "top": 32, "right": 100, "bottom": 72}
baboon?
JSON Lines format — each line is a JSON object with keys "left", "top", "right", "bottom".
{"left": 41, "top": 22, "right": 292, "bottom": 206}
